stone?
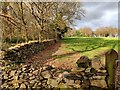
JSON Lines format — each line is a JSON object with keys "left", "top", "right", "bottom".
{"left": 0, "top": 70, "right": 2, "bottom": 74}
{"left": 96, "top": 72, "right": 108, "bottom": 76}
{"left": 75, "top": 80, "right": 82, "bottom": 85}
{"left": 80, "top": 72, "right": 85, "bottom": 76}
{"left": 38, "top": 75, "right": 44, "bottom": 81}
{"left": 22, "top": 64, "right": 31, "bottom": 69}
{"left": 42, "top": 79, "right": 47, "bottom": 83}
{"left": 19, "top": 73, "right": 24, "bottom": 79}
{"left": 24, "top": 69, "right": 30, "bottom": 73}
{"left": 24, "top": 81, "right": 29, "bottom": 86}
{"left": 16, "top": 70, "right": 22, "bottom": 76}
{"left": 29, "top": 80, "right": 36, "bottom": 87}
{"left": 30, "top": 70, "right": 33, "bottom": 73}
{"left": 2, "top": 71, "right": 6, "bottom": 76}
{"left": 71, "top": 68, "right": 78, "bottom": 72}
{"left": 29, "top": 76, "right": 35, "bottom": 80}
{"left": 82, "top": 79, "right": 90, "bottom": 88}
{"left": 98, "top": 69, "right": 106, "bottom": 72}
{"left": 53, "top": 70, "right": 63, "bottom": 77}
{"left": 84, "top": 72, "right": 94, "bottom": 79}
{"left": 62, "top": 71, "right": 69, "bottom": 76}
{"left": 20, "top": 83, "right": 26, "bottom": 88}
{"left": 0, "top": 51, "right": 5, "bottom": 60}
{"left": 26, "top": 64, "right": 31, "bottom": 68}
{"left": 62, "top": 71, "right": 70, "bottom": 78}
{"left": 74, "top": 84, "right": 81, "bottom": 88}
{"left": 20, "top": 73, "right": 27, "bottom": 79}
{"left": 28, "top": 73, "right": 33, "bottom": 77}
{"left": 58, "top": 73, "right": 63, "bottom": 78}
{"left": 31, "top": 67, "right": 35, "bottom": 71}
{"left": 71, "top": 67, "right": 85, "bottom": 72}
{"left": 42, "top": 82, "right": 48, "bottom": 88}
{"left": 22, "top": 67, "right": 26, "bottom": 72}
{"left": 51, "top": 69, "right": 57, "bottom": 73}
{"left": 37, "top": 82, "right": 42, "bottom": 87}
{"left": 32, "top": 70, "right": 39, "bottom": 76}
{"left": 56, "top": 78, "right": 63, "bottom": 83}
{"left": 1, "top": 83, "right": 9, "bottom": 88}
{"left": 85, "top": 67, "right": 91, "bottom": 73}
{"left": 58, "top": 83, "right": 69, "bottom": 88}
{"left": 90, "top": 79, "right": 107, "bottom": 88}
{"left": 43, "top": 65, "right": 54, "bottom": 71}
{"left": 92, "top": 57, "right": 102, "bottom": 70}
{"left": 64, "top": 78, "right": 74, "bottom": 85}
{"left": 4, "top": 70, "right": 11, "bottom": 75}
{"left": 92, "top": 76, "right": 106, "bottom": 80}
{"left": 41, "top": 71, "right": 52, "bottom": 78}
{"left": 12, "top": 80, "right": 19, "bottom": 88}
{"left": 13, "top": 75, "right": 19, "bottom": 80}
{"left": 64, "top": 73, "right": 83, "bottom": 80}
{"left": 33, "top": 82, "right": 38, "bottom": 88}
{"left": 19, "top": 78, "right": 26, "bottom": 84}
{"left": 47, "top": 78, "right": 58, "bottom": 87}
{"left": 10, "top": 70, "right": 16, "bottom": 76}
{"left": 76, "top": 56, "right": 90, "bottom": 68}
{"left": 3, "top": 74, "right": 8, "bottom": 80}
{"left": 7, "top": 78, "right": 14, "bottom": 82}
{"left": 0, "top": 80, "right": 2, "bottom": 86}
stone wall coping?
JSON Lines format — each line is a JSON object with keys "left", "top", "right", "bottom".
{"left": 8, "top": 39, "right": 55, "bottom": 50}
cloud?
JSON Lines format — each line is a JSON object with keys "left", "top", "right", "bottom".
{"left": 75, "top": 2, "right": 118, "bottom": 30}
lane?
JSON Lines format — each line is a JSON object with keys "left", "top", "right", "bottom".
{"left": 25, "top": 41, "right": 81, "bottom": 69}
{"left": 25, "top": 42, "right": 61, "bottom": 67}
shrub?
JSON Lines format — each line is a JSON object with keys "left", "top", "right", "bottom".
{"left": 4, "top": 37, "right": 11, "bottom": 43}
{"left": 4, "top": 37, "right": 25, "bottom": 43}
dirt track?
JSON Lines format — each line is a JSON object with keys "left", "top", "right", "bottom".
{"left": 26, "top": 42, "right": 81, "bottom": 69}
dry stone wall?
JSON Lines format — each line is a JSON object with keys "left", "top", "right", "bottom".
{"left": 1, "top": 39, "right": 56, "bottom": 63}
{"left": 1, "top": 63, "right": 108, "bottom": 89}
{"left": 1, "top": 55, "right": 108, "bottom": 89}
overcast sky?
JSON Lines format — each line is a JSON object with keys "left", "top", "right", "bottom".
{"left": 74, "top": 2, "right": 118, "bottom": 31}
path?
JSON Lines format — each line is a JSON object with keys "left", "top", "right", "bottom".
{"left": 25, "top": 42, "right": 80, "bottom": 69}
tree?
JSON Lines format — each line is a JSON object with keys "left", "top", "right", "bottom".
{"left": 0, "top": 2, "right": 85, "bottom": 49}
{"left": 50, "top": 2, "right": 85, "bottom": 39}
{"left": 95, "top": 27, "right": 118, "bottom": 37}
{"left": 50, "top": 11, "right": 68, "bottom": 39}
{"left": 79, "top": 27, "right": 93, "bottom": 37}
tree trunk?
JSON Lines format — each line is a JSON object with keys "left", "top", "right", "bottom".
{"left": 57, "top": 34, "right": 62, "bottom": 40}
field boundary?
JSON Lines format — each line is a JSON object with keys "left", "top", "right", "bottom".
{"left": 1, "top": 39, "right": 56, "bottom": 63}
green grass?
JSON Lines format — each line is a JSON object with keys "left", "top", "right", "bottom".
{"left": 61, "top": 37, "right": 119, "bottom": 59}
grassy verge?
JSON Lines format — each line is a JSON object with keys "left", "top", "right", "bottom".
{"left": 61, "top": 37, "right": 119, "bottom": 59}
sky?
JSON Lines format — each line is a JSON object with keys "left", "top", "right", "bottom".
{"left": 2, "top": 0, "right": 119, "bottom": 2}
{"left": 74, "top": 2, "right": 118, "bottom": 31}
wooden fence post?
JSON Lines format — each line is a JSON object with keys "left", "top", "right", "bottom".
{"left": 105, "top": 49, "right": 118, "bottom": 89}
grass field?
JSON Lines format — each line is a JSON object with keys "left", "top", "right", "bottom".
{"left": 61, "top": 37, "right": 119, "bottom": 59}
{"left": 46, "top": 37, "right": 119, "bottom": 69}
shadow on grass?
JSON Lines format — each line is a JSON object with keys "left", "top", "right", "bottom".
{"left": 61, "top": 37, "right": 118, "bottom": 47}
{"left": 52, "top": 43, "right": 105, "bottom": 59}
{"left": 52, "top": 37, "right": 118, "bottom": 59}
